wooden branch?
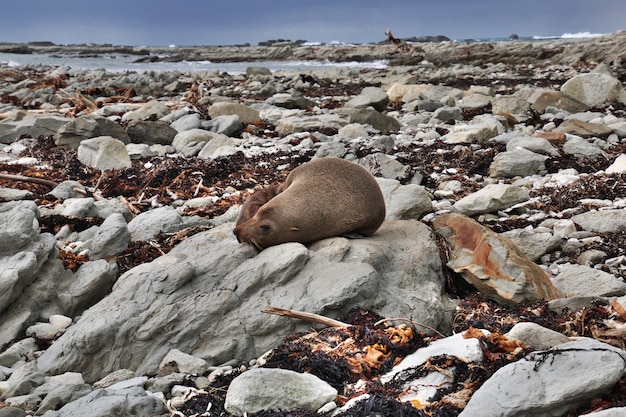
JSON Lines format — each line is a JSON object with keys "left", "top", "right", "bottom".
{"left": 262, "top": 307, "right": 350, "bottom": 328}
{"left": 0, "top": 173, "right": 59, "bottom": 188}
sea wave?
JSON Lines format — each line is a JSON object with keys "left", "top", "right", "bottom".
{"left": 533, "top": 31, "right": 606, "bottom": 40}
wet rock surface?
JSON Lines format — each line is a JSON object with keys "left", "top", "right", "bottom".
{"left": 1, "top": 32, "right": 626, "bottom": 416}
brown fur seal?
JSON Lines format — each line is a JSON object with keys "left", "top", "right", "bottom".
{"left": 233, "top": 157, "right": 386, "bottom": 250}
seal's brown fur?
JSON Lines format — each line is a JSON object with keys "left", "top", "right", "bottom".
{"left": 233, "top": 158, "right": 386, "bottom": 250}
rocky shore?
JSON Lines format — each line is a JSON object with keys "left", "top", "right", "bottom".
{"left": 1, "top": 31, "right": 626, "bottom": 416}
{"left": 2, "top": 30, "right": 626, "bottom": 67}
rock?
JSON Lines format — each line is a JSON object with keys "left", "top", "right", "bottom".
{"left": 126, "top": 143, "right": 156, "bottom": 159}
{"left": 170, "top": 113, "right": 201, "bottom": 132}
{"left": 502, "top": 228, "right": 561, "bottom": 262}
{"left": 361, "top": 153, "right": 408, "bottom": 180}
{"left": 37, "top": 220, "right": 444, "bottom": 382}
{"left": 49, "top": 180, "right": 86, "bottom": 200}
{"left": 0, "top": 115, "right": 37, "bottom": 144}
{"left": 34, "top": 383, "right": 93, "bottom": 415}
{"left": 246, "top": 66, "right": 272, "bottom": 76}
{"left": 93, "top": 369, "right": 137, "bottom": 389}
{"left": 504, "top": 322, "right": 570, "bottom": 350}
{"left": 77, "top": 136, "right": 132, "bottom": 171}
{"left": 41, "top": 387, "right": 167, "bottom": 417}
{"left": 453, "top": 184, "right": 530, "bottom": 216}
{"left": 266, "top": 93, "right": 317, "bottom": 109}
{"left": 561, "top": 135, "right": 604, "bottom": 159}
{"left": 25, "top": 315, "right": 72, "bottom": 343}
{"left": 59, "top": 197, "right": 98, "bottom": 218}
{"left": 89, "top": 213, "right": 131, "bottom": 259}
{"left": 197, "top": 134, "right": 238, "bottom": 159}
{"left": 126, "top": 120, "right": 177, "bottom": 145}
{"left": 0, "top": 188, "right": 33, "bottom": 201}
{"left": 224, "top": 368, "right": 337, "bottom": 416}
{"left": 313, "top": 142, "right": 348, "bottom": 159}
{"left": 345, "top": 86, "right": 389, "bottom": 112}
{"left": 171, "top": 128, "right": 213, "bottom": 153}
{"left": 0, "top": 246, "right": 67, "bottom": 347}
{"left": 552, "top": 263, "right": 626, "bottom": 297}
{"left": 338, "top": 123, "right": 368, "bottom": 139}
{"left": 59, "top": 259, "right": 118, "bottom": 316}
{"left": 432, "top": 106, "right": 463, "bottom": 122}
{"left": 377, "top": 178, "right": 432, "bottom": 220}
{"left": 585, "top": 407, "right": 626, "bottom": 417}
{"left": 489, "top": 148, "right": 548, "bottom": 177}
{"left": 459, "top": 93, "right": 491, "bottom": 110}
{"left": 276, "top": 114, "right": 347, "bottom": 134}
{"left": 433, "top": 213, "right": 562, "bottom": 304}
{"left": 0, "top": 407, "right": 27, "bottom": 417}
{"left": 505, "top": 135, "right": 559, "bottom": 156}
{"left": 560, "top": 72, "right": 626, "bottom": 107}
{"left": 0, "top": 201, "right": 39, "bottom": 255}
{"left": 530, "top": 91, "right": 588, "bottom": 114}
{"left": 572, "top": 208, "right": 626, "bottom": 233}
{"left": 577, "top": 249, "right": 608, "bottom": 266}
{"left": 121, "top": 100, "right": 170, "bottom": 122}
{"left": 203, "top": 114, "right": 243, "bottom": 136}
{"left": 491, "top": 95, "right": 529, "bottom": 117}
{"left": 442, "top": 123, "right": 499, "bottom": 144}
{"left": 208, "top": 102, "right": 260, "bottom": 124}
{"left": 381, "top": 330, "right": 485, "bottom": 404}
{"left": 606, "top": 153, "right": 626, "bottom": 174}
{"left": 386, "top": 83, "right": 459, "bottom": 103}
{"left": 535, "top": 130, "right": 567, "bottom": 146}
{"left": 127, "top": 206, "right": 184, "bottom": 241}
{"left": 349, "top": 108, "right": 401, "bottom": 132}
{"left": 1, "top": 371, "right": 45, "bottom": 400}
{"left": 159, "top": 349, "right": 208, "bottom": 375}
{"left": 459, "top": 338, "right": 626, "bottom": 417}
{"left": 29, "top": 115, "right": 71, "bottom": 139}
{"left": 556, "top": 118, "right": 613, "bottom": 138}
{"left": 0, "top": 338, "right": 38, "bottom": 367}
{"left": 54, "top": 115, "right": 130, "bottom": 148}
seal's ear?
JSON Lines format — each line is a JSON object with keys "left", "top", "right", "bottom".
{"left": 289, "top": 227, "right": 300, "bottom": 232}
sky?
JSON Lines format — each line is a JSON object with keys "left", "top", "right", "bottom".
{"left": 1, "top": 0, "right": 624, "bottom": 46}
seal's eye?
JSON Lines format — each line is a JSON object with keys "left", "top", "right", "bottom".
{"left": 260, "top": 224, "right": 271, "bottom": 232}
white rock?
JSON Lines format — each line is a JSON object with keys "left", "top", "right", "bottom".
{"left": 77, "top": 136, "right": 132, "bottom": 171}
{"left": 606, "top": 154, "right": 626, "bottom": 174}
{"left": 159, "top": 349, "right": 208, "bottom": 375}
{"left": 225, "top": 368, "right": 337, "bottom": 416}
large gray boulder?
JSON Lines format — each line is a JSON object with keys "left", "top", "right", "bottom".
{"left": 54, "top": 115, "right": 130, "bottom": 149}
{"left": 37, "top": 220, "right": 445, "bottom": 382}
{"left": 459, "top": 338, "right": 626, "bottom": 417}
{"left": 560, "top": 72, "right": 626, "bottom": 107}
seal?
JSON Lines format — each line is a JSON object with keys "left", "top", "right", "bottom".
{"left": 233, "top": 157, "right": 386, "bottom": 250}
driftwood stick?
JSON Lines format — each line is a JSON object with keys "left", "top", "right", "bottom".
{"left": 262, "top": 307, "right": 350, "bottom": 328}
{"left": 0, "top": 173, "right": 59, "bottom": 188}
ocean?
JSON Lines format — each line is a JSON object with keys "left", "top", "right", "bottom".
{"left": 0, "top": 32, "right": 605, "bottom": 75}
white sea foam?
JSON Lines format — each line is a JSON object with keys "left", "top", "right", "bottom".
{"left": 533, "top": 31, "right": 606, "bottom": 40}
{"left": 560, "top": 31, "right": 605, "bottom": 39}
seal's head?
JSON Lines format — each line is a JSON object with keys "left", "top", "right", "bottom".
{"left": 233, "top": 204, "right": 300, "bottom": 250}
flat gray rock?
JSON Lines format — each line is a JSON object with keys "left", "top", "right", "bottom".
{"left": 37, "top": 220, "right": 445, "bottom": 382}
{"left": 459, "top": 338, "right": 626, "bottom": 417}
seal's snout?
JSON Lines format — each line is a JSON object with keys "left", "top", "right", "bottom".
{"left": 233, "top": 226, "right": 242, "bottom": 243}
